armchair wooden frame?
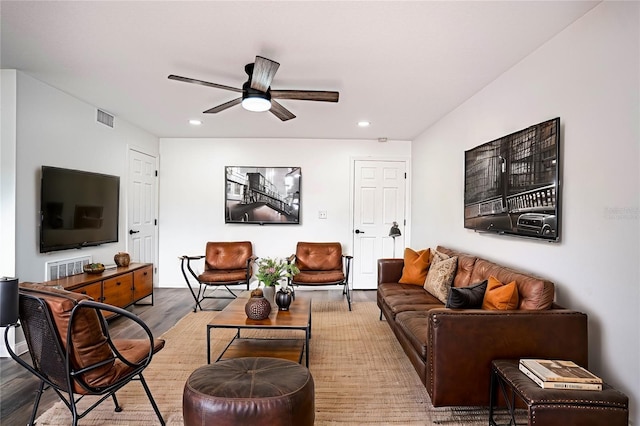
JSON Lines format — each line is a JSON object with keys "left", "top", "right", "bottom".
{"left": 5, "top": 289, "right": 165, "bottom": 426}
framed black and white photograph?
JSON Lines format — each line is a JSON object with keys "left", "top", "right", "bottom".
{"left": 225, "top": 166, "right": 301, "bottom": 224}
{"left": 464, "top": 117, "right": 560, "bottom": 241}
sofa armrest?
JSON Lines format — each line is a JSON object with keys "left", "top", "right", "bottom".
{"left": 426, "top": 308, "right": 588, "bottom": 407}
{"left": 377, "top": 258, "right": 404, "bottom": 286}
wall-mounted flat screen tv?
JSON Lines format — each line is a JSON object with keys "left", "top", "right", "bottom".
{"left": 40, "top": 166, "right": 120, "bottom": 252}
{"left": 225, "top": 166, "right": 301, "bottom": 225}
{"left": 464, "top": 117, "right": 560, "bottom": 241}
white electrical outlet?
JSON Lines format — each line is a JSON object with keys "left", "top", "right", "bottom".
{"left": 319, "top": 210, "right": 328, "bottom": 219}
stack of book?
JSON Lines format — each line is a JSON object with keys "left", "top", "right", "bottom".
{"left": 519, "top": 359, "right": 603, "bottom": 391}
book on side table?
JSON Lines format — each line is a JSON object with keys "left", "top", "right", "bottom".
{"left": 519, "top": 359, "right": 603, "bottom": 391}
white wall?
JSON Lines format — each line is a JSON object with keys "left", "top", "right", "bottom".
{"left": 157, "top": 137, "right": 410, "bottom": 287}
{"left": 412, "top": 2, "right": 639, "bottom": 422}
{"left": 1, "top": 70, "right": 17, "bottom": 278}
{"left": 13, "top": 72, "right": 159, "bottom": 282}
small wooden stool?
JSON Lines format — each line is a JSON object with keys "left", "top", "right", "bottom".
{"left": 183, "top": 357, "right": 315, "bottom": 426}
{"left": 489, "top": 359, "right": 628, "bottom": 425}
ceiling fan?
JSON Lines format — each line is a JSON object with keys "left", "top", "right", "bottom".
{"left": 168, "top": 56, "right": 339, "bottom": 121}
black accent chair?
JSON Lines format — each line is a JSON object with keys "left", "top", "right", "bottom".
{"left": 180, "top": 241, "right": 256, "bottom": 312}
{"left": 4, "top": 284, "right": 165, "bottom": 425}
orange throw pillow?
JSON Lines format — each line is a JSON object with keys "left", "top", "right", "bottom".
{"left": 482, "top": 276, "right": 519, "bottom": 310}
{"left": 399, "top": 248, "right": 431, "bottom": 285}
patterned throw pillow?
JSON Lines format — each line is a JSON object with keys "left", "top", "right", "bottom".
{"left": 423, "top": 256, "right": 458, "bottom": 303}
{"left": 430, "top": 249, "right": 450, "bottom": 264}
{"left": 446, "top": 279, "right": 488, "bottom": 309}
{"left": 482, "top": 276, "right": 519, "bottom": 310}
{"left": 399, "top": 248, "right": 431, "bottom": 285}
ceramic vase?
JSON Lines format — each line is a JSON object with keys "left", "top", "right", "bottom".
{"left": 262, "top": 285, "right": 277, "bottom": 310}
{"left": 114, "top": 252, "right": 130, "bottom": 267}
{"left": 275, "top": 288, "right": 293, "bottom": 311}
{"left": 245, "top": 295, "right": 271, "bottom": 320}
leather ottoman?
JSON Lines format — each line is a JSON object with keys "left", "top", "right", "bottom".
{"left": 183, "top": 357, "right": 315, "bottom": 426}
{"left": 490, "top": 360, "right": 629, "bottom": 426}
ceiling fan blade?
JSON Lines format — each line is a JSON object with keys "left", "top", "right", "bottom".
{"left": 250, "top": 56, "right": 280, "bottom": 92}
{"left": 168, "top": 74, "right": 242, "bottom": 93}
{"left": 271, "top": 90, "right": 339, "bottom": 102}
{"left": 203, "top": 97, "right": 242, "bottom": 114}
{"left": 270, "top": 100, "right": 296, "bottom": 121}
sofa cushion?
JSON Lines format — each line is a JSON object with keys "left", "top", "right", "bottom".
{"left": 436, "top": 246, "right": 477, "bottom": 289}
{"left": 395, "top": 311, "right": 430, "bottom": 360}
{"left": 482, "top": 276, "right": 519, "bottom": 310}
{"left": 471, "top": 259, "right": 554, "bottom": 310}
{"left": 399, "top": 248, "right": 431, "bottom": 285}
{"left": 423, "top": 256, "right": 458, "bottom": 303}
{"left": 383, "top": 292, "right": 443, "bottom": 315}
{"left": 446, "top": 279, "right": 488, "bottom": 309}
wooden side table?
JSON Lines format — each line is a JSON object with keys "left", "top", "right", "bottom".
{"left": 489, "top": 359, "right": 628, "bottom": 426}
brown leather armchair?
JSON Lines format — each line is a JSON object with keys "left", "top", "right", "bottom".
{"left": 288, "top": 242, "right": 353, "bottom": 311}
{"left": 5, "top": 283, "right": 165, "bottom": 426}
{"left": 180, "top": 241, "right": 256, "bottom": 311}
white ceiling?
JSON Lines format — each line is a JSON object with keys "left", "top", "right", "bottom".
{"left": 1, "top": 1, "right": 599, "bottom": 141}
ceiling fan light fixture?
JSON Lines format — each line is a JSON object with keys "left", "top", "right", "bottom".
{"left": 242, "top": 95, "right": 271, "bottom": 112}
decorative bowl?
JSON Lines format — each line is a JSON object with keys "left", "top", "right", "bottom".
{"left": 84, "top": 263, "right": 105, "bottom": 274}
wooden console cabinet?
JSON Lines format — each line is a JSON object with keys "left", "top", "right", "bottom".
{"left": 44, "top": 263, "right": 154, "bottom": 318}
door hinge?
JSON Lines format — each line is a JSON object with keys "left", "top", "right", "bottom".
{"left": 404, "top": 172, "right": 407, "bottom": 179}
{"left": 155, "top": 170, "right": 158, "bottom": 177}
{"left": 154, "top": 219, "right": 157, "bottom": 226}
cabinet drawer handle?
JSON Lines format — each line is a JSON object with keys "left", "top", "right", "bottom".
{"left": 116, "top": 281, "right": 121, "bottom": 286}
{"left": 80, "top": 291, "right": 87, "bottom": 295}
{"left": 143, "top": 271, "right": 148, "bottom": 276}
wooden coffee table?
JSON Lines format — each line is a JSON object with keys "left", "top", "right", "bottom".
{"left": 207, "top": 294, "right": 311, "bottom": 366}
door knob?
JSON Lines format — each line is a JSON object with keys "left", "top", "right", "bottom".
{"left": 129, "top": 229, "right": 140, "bottom": 235}
{"left": 355, "top": 229, "right": 365, "bottom": 234}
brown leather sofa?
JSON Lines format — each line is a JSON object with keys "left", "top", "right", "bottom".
{"left": 377, "top": 245, "right": 589, "bottom": 407}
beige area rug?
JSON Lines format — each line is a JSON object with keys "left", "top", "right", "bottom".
{"left": 36, "top": 301, "right": 520, "bottom": 425}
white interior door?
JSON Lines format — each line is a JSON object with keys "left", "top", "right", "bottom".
{"left": 128, "top": 149, "right": 157, "bottom": 267}
{"left": 353, "top": 160, "right": 407, "bottom": 289}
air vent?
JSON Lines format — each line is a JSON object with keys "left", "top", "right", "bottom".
{"left": 45, "top": 255, "right": 92, "bottom": 281}
{"left": 97, "top": 109, "right": 114, "bottom": 128}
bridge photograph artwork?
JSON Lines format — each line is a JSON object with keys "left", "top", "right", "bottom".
{"left": 225, "top": 166, "right": 301, "bottom": 225}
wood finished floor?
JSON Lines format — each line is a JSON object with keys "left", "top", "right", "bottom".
{"left": 0, "top": 288, "right": 376, "bottom": 425}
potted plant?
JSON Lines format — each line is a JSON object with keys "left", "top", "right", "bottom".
{"left": 255, "top": 257, "right": 299, "bottom": 307}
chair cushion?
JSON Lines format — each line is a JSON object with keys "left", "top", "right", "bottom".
{"left": 199, "top": 269, "right": 248, "bottom": 284}
{"left": 293, "top": 270, "right": 345, "bottom": 285}
{"left": 82, "top": 338, "right": 165, "bottom": 389}
{"left": 19, "top": 283, "right": 164, "bottom": 392}
{"left": 19, "top": 284, "right": 115, "bottom": 392}
{"left": 205, "top": 241, "right": 252, "bottom": 270}
{"left": 295, "top": 242, "right": 342, "bottom": 271}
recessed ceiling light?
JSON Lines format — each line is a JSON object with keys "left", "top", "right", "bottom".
{"left": 357, "top": 121, "right": 370, "bottom": 127}
{"left": 189, "top": 119, "right": 202, "bottom": 126}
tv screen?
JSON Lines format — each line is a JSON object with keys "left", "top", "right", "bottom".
{"left": 40, "top": 166, "right": 120, "bottom": 252}
{"left": 225, "top": 166, "right": 301, "bottom": 224}
{"left": 464, "top": 117, "right": 560, "bottom": 241}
